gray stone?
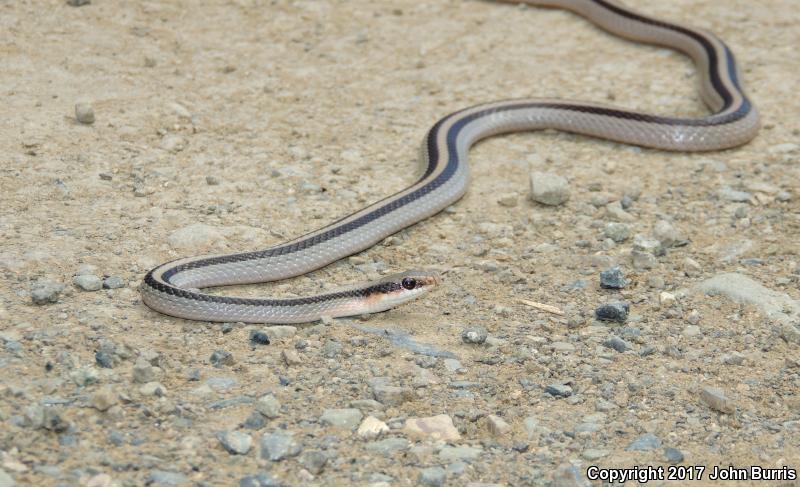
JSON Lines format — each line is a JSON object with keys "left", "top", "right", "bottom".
{"left": 530, "top": 172, "right": 570, "bottom": 206}
{"left": 418, "top": 467, "right": 446, "bottom": 487}
{"left": 256, "top": 394, "right": 280, "bottom": 418}
{"left": 103, "top": 276, "right": 125, "bottom": 289}
{"left": 600, "top": 266, "right": 627, "bottom": 289}
{"left": 320, "top": 408, "right": 362, "bottom": 430}
{"left": 30, "top": 281, "right": 64, "bottom": 305}
{"left": 595, "top": 302, "right": 629, "bottom": 323}
{"left": 260, "top": 431, "right": 301, "bottom": 461}
{"left": 633, "top": 235, "right": 665, "bottom": 256}
{"left": 582, "top": 449, "right": 609, "bottom": 461}
{"left": 238, "top": 473, "right": 283, "bottom": 487}
{"left": 653, "top": 220, "right": 684, "bottom": 247}
{"left": 718, "top": 186, "right": 752, "bottom": 202}
{"left": 438, "top": 446, "right": 482, "bottom": 462}
{"left": 626, "top": 433, "right": 662, "bottom": 451}
{"left": 372, "top": 384, "right": 411, "bottom": 406}
{"left": 132, "top": 357, "right": 157, "bottom": 383}
{"left": 218, "top": 430, "right": 253, "bottom": 455}
{"left": 91, "top": 387, "right": 118, "bottom": 411}
{"left": 322, "top": 340, "right": 342, "bottom": 358}
{"left": 695, "top": 273, "right": 799, "bottom": 325}
{"left": 73, "top": 274, "right": 102, "bottom": 291}
{"left": 147, "top": 471, "right": 186, "bottom": 486}
{"left": 604, "top": 222, "right": 631, "bottom": 243}
{"left": 210, "top": 349, "right": 234, "bottom": 367}
{"left": 699, "top": 386, "right": 735, "bottom": 414}
{"left": 603, "top": 335, "right": 631, "bottom": 353}
{"left": 551, "top": 341, "right": 575, "bottom": 353}
{"left": 75, "top": 102, "right": 95, "bottom": 124}
{"left": 365, "top": 437, "right": 409, "bottom": 455}
{"left": 299, "top": 450, "right": 327, "bottom": 475}
{"left": 664, "top": 447, "right": 684, "bottom": 464}
{"left": 461, "top": 326, "right": 488, "bottom": 344}
{"left": 545, "top": 383, "right": 572, "bottom": 398}
{"left": 0, "top": 469, "right": 15, "bottom": 487}
{"left": 161, "top": 134, "right": 186, "bottom": 152}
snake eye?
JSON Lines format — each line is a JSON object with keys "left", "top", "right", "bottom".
{"left": 401, "top": 277, "right": 417, "bottom": 290}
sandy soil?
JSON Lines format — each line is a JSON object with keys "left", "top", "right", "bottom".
{"left": 1, "top": 0, "right": 798, "bottom": 486}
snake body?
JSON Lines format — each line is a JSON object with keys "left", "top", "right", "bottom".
{"left": 141, "top": 0, "right": 759, "bottom": 323}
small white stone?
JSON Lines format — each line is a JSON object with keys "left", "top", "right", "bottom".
{"left": 403, "top": 414, "right": 460, "bottom": 441}
{"left": 75, "top": 102, "right": 95, "bottom": 124}
{"left": 529, "top": 172, "right": 570, "bottom": 206}
{"left": 486, "top": 414, "right": 511, "bottom": 436}
{"left": 659, "top": 291, "right": 676, "bottom": 307}
{"left": 357, "top": 416, "right": 389, "bottom": 439}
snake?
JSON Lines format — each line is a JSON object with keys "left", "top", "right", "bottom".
{"left": 140, "top": 0, "right": 760, "bottom": 324}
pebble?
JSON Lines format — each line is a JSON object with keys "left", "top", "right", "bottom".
{"left": 132, "top": 357, "right": 158, "bottom": 383}
{"left": 67, "top": 0, "right": 90, "bottom": 5}
{"left": 73, "top": 274, "right": 102, "bottom": 291}
{"left": 205, "top": 175, "right": 221, "bottom": 185}
{"left": 461, "top": 326, "right": 488, "bottom": 345}
{"left": 320, "top": 408, "right": 363, "bottom": 430}
{"left": 404, "top": 414, "right": 460, "bottom": 441}
{"left": 602, "top": 336, "right": 631, "bottom": 353}
{"left": 217, "top": 430, "right": 252, "bottom": 455}
{"left": 604, "top": 222, "right": 630, "bottom": 243}
{"left": 357, "top": 416, "right": 389, "bottom": 439}
{"left": 699, "top": 386, "right": 735, "bottom": 414}
{"left": 299, "top": 451, "right": 327, "bottom": 475}
{"left": 664, "top": 447, "right": 684, "bottom": 464}
{"left": 249, "top": 330, "right": 271, "bottom": 345}
{"left": 75, "top": 102, "right": 95, "bottom": 124}
{"left": 322, "top": 340, "right": 342, "bottom": 358}
{"left": 146, "top": 471, "right": 186, "bottom": 486}
{"left": 91, "top": 387, "right": 118, "bottom": 411}
{"left": 443, "top": 359, "right": 464, "bottom": 373}
{"left": 30, "top": 281, "right": 64, "bottom": 305}
{"left": 260, "top": 431, "right": 302, "bottom": 461}
{"left": 365, "top": 438, "right": 409, "bottom": 455}
{"left": 486, "top": 414, "right": 511, "bottom": 436}
{"left": 653, "top": 220, "right": 683, "bottom": 247}
{"left": 210, "top": 350, "right": 234, "bottom": 367}
{"left": 239, "top": 473, "right": 283, "bottom": 487}
{"left": 438, "top": 446, "right": 482, "bottom": 462}
{"left": 626, "top": 433, "right": 662, "bottom": 451}
{"left": 160, "top": 134, "right": 186, "bottom": 153}
{"left": 0, "top": 470, "right": 14, "bottom": 487}
{"left": 718, "top": 186, "right": 752, "bottom": 202}
{"left": 633, "top": 235, "right": 665, "bottom": 256}
{"left": 599, "top": 266, "right": 627, "bottom": 289}
{"left": 418, "top": 467, "right": 447, "bottom": 487}
{"left": 582, "top": 449, "right": 609, "bottom": 461}
{"left": 631, "top": 250, "right": 657, "bottom": 270}
{"left": 102, "top": 276, "right": 125, "bottom": 289}
{"left": 683, "top": 258, "right": 702, "bottom": 277}
{"left": 529, "top": 172, "right": 570, "bottom": 206}
{"left": 722, "top": 351, "right": 746, "bottom": 365}
{"left": 372, "top": 384, "right": 411, "bottom": 406}
{"left": 244, "top": 412, "right": 266, "bottom": 430}
{"left": 551, "top": 341, "right": 575, "bottom": 353}
{"left": 281, "top": 349, "right": 302, "bottom": 366}
{"left": 256, "top": 394, "right": 281, "bottom": 418}
{"left": 496, "top": 193, "right": 518, "bottom": 207}
{"left": 545, "top": 383, "right": 572, "bottom": 398}
{"left": 683, "top": 325, "right": 701, "bottom": 337}
{"left": 659, "top": 291, "right": 677, "bottom": 307}
{"left": 139, "top": 382, "right": 166, "bottom": 397}
{"left": 595, "top": 301, "right": 629, "bottom": 322}
{"left": 605, "top": 201, "right": 635, "bottom": 221}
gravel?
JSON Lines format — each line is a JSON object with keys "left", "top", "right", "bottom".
{"left": 260, "top": 431, "right": 302, "bottom": 461}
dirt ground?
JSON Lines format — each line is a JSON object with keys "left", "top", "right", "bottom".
{"left": 1, "top": 0, "right": 798, "bottom": 486}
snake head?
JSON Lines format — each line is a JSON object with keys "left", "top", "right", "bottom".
{"left": 361, "top": 269, "right": 442, "bottom": 314}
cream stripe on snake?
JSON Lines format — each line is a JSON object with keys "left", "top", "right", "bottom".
{"left": 141, "top": 0, "right": 760, "bottom": 324}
